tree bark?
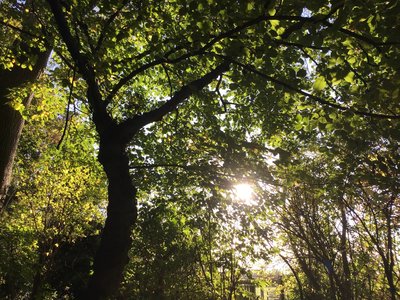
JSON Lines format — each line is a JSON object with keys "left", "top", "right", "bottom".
{"left": 384, "top": 197, "right": 397, "bottom": 300}
{"left": 83, "top": 137, "right": 137, "bottom": 299}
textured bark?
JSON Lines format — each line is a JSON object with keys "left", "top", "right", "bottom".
{"left": 82, "top": 137, "right": 137, "bottom": 300}
{"left": 0, "top": 48, "right": 51, "bottom": 209}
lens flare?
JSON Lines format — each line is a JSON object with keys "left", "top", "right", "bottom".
{"left": 233, "top": 183, "right": 254, "bottom": 204}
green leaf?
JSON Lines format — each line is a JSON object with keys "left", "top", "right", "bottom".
{"left": 313, "top": 76, "right": 327, "bottom": 91}
{"left": 344, "top": 72, "right": 355, "bottom": 83}
{"left": 246, "top": 2, "right": 254, "bottom": 11}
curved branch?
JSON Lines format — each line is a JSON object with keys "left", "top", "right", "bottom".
{"left": 105, "top": 57, "right": 166, "bottom": 104}
{"left": 57, "top": 66, "right": 76, "bottom": 149}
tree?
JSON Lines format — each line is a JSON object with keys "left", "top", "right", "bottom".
{"left": 4, "top": 0, "right": 399, "bottom": 298}
{"left": 0, "top": 80, "right": 106, "bottom": 299}
{"left": 266, "top": 93, "right": 400, "bottom": 299}
{"left": 0, "top": 0, "right": 51, "bottom": 207}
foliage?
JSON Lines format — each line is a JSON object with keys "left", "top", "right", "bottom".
{"left": 0, "top": 78, "right": 106, "bottom": 299}
{"left": 0, "top": 0, "right": 399, "bottom": 299}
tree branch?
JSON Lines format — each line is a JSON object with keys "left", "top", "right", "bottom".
{"left": 94, "top": 0, "right": 130, "bottom": 52}
{"left": 215, "top": 75, "right": 227, "bottom": 112}
{"left": 214, "top": 54, "right": 400, "bottom": 119}
{"left": 0, "top": 20, "right": 40, "bottom": 39}
{"left": 105, "top": 57, "right": 166, "bottom": 104}
{"left": 161, "top": 63, "right": 173, "bottom": 97}
{"left": 106, "top": 11, "right": 335, "bottom": 104}
{"left": 129, "top": 163, "right": 242, "bottom": 179}
{"left": 46, "top": 0, "right": 83, "bottom": 70}
{"left": 273, "top": 39, "right": 329, "bottom": 51}
{"left": 118, "top": 62, "right": 230, "bottom": 142}
{"left": 106, "top": 10, "right": 331, "bottom": 104}
{"left": 57, "top": 66, "right": 76, "bottom": 149}
{"left": 46, "top": 0, "right": 113, "bottom": 132}
{"left": 277, "top": 13, "right": 399, "bottom": 50}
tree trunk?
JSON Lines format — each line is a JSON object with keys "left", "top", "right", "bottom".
{"left": 0, "top": 34, "right": 51, "bottom": 210}
{"left": 328, "top": 272, "right": 337, "bottom": 300}
{"left": 280, "top": 254, "right": 304, "bottom": 300}
{"left": 30, "top": 258, "right": 44, "bottom": 300}
{"left": 83, "top": 138, "right": 137, "bottom": 299}
{"left": 384, "top": 198, "right": 396, "bottom": 300}
{"left": 339, "top": 203, "right": 352, "bottom": 300}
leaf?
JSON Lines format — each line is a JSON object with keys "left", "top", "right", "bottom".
{"left": 294, "top": 123, "right": 303, "bottom": 130}
{"left": 246, "top": 2, "right": 254, "bottom": 11}
{"left": 328, "top": 112, "right": 337, "bottom": 120}
{"left": 268, "top": 8, "right": 276, "bottom": 15}
{"left": 344, "top": 72, "right": 355, "bottom": 83}
{"left": 313, "top": 76, "right": 327, "bottom": 91}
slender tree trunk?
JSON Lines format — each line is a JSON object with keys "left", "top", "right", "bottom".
{"left": 83, "top": 138, "right": 137, "bottom": 299}
{"left": 339, "top": 203, "right": 352, "bottom": 300}
{"left": 280, "top": 254, "right": 304, "bottom": 300}
{"left": 154, "top": 267, "right": 165, "bottom": 300}
{"left": 385, "top": 197, "right": 396, "bottom": 300}
{"left": 292, "top": 246, "right": 321, "bottom": 293}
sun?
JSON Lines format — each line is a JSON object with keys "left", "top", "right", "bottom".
{"left": 233, "top": 183, "right": 254, "bottom": 204}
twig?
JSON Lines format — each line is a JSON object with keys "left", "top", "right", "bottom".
{"left": 129, "top": 163, "right": 243, "bottom": 179}
{"left": 215, "top": 75, "right": 227, "bottom": 112}
{"left": 300, "top": 48, "right": 343, "bottom": 101}
{"left": 162, "top": 63, "right": 173, "bottom": 97}
{"left": 94, "top": 0, "right": 130, "bottom": 52}
{"left": 343, "top": 59, "right": 368, "bottom": 86}
{"left": 57, "top": 67, "right": 76, "bottom": 149}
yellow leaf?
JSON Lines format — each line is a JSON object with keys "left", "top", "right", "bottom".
{"left": 269, "top": 20, "right": 280, "bottom": 28}
{"left": 268, "top": 8, "right": 276, "bottom": 15}
{"left": 344, "top": 72, "right": 355, "bottom": 83}
{"left": 313, "top": 76, "right": 327, "bottom": 91}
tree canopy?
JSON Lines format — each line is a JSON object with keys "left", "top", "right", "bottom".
{"left": 0, "top": 0, "right": 400, "bottom": 299}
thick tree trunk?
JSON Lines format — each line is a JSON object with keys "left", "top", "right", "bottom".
{"left": 83, "top": 139, "right": 137, "bottom": 299}
{"left": 0, "top": 48, "right": 51, "bottom": 209}
{"left": 0, "top": 93, "right": 26, "bottom": 204}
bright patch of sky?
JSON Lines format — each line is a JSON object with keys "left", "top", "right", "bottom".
{"left": 233, "top": 183, "right": 255, "bottom": 205}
